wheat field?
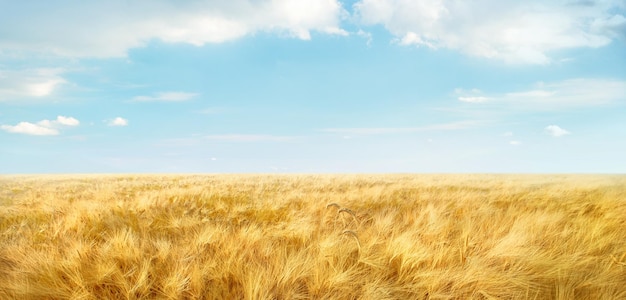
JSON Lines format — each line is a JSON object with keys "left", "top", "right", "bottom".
{"left": 0, "top": 174, "right": 625, "bottom": 299}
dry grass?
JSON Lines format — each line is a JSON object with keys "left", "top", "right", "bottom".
{"left": 0, "top": 174, "right": 625, "bottom": 299}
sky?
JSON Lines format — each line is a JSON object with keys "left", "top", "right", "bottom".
{"left": 1, "top": 0, "right": 625, "bottom": 174}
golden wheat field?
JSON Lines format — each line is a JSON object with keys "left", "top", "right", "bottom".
{"left": 0, "top": 174, "right": 625, "bottom": 299}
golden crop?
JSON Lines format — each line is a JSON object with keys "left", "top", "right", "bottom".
{"left": 0, "top": 174, "right": 625, "bottom": 299}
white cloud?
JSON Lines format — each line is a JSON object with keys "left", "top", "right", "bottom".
{"left": 458, "top": 78, "right": 626, "bottom": 109}
{"left": 545, "top": 125, "right": 571, "bottom": 137}
{"left": 108, "top": 117, "right": 129, "bottom": 127}
{"left": 509, "top": 140, "right": 522, "bottom": 146}
{"left": 55, "top": 116, "right": 80, "bottom": 126}
{"left": 1, "top": 122, "right": 59, "bottom": 136}
{"left": 503, "top": 132, "right": 514, "bottom": 137}
{"left": 37, "top": 115, "right": 81, "bottom": 128}
{"left": 354, "top": 0, "right": 625, "bottom": 64}
{"left": 0, "top": 0, "right": 347, "bottom": 58}
{"left": 398, "top": 32, "right": 436, "bottom": 48}
{"left": 458, "top": 96, "right": 489, "bottom": 103}
{"left": 0, "top": 68, "right": 66, "bottom": 101}
{"left": 1, "top": 115, "right": 79, "bottom": 136}
{"left": 133, "top": 92, "right": 198, "bottom": 102}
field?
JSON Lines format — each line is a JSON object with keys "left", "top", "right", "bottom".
{"left": 0, "top": 174, "right": 625, "bottom": 299}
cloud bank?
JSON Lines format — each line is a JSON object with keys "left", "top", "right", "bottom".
{"left": 0, "top": 1, "right": 623, "bottom": 64}
{"left": 0, "top": 0, "right": 347, "bottom": 58}
{"left": 354, "top": 0, "right": 626, "bottom": 64}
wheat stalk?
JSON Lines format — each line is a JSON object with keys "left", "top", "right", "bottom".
{"left": 342, "top": 230, "right": 361, "bottom": 250}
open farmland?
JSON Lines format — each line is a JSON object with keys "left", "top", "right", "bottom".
{"left": 0, "top": 174, "right": 625, "bottom": 299}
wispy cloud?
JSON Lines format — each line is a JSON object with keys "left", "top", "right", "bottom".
{"left": 322, "top": 120, "right": 486, "bottom": 135}
{"left": 194, "top": 107, "right": 224, "bottom": 115}
{"left": 0, "top": 68, "right": 66, "bottom": 101}
{"left": 458, "top": 96, "right": 490, "bottom": 103}
{"left": 592, "top": 14, "right": 626, "bottom": 40}
{"left": 356, "top": 29, "right": 373, "bottom": 46}
{"left": 455, "top": 88, "right": 490, "bottom": 103}
{"left": 545, "top": 125, "right": 571, "bottom": 137}
{"left": 203, "top": 134, "right": 296, "bottom": 142}
{"left": 456, "top": 78, "right": 626, "bottom": 109}
{"left": 133, "top": 92, "right": 198, "bottom": 102}
{"left": 504, "top": 79, "right": 626, "bottom": 107}
{"left": 1, "top": 115, "right": 79, "bottom": 136}
{"left": 509, "top": 140, "right": 522, "bottom": 146}
{"left": 156, "top": 134, "right": 297, "bottom": 146}
{"left": 108, "top": 117, "right": 129, "bottom": 127}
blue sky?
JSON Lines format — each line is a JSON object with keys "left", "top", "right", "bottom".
{"left": 1, "top": 0, "right": 625, "bottom": 173}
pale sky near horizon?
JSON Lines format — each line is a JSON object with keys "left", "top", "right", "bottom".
{"left": 1, "top": 0, "right": 625, "bottom": 173}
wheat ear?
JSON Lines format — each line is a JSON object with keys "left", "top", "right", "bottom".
{"left": 338, "top": 207, "right": 359, "bottom": 226}
{"left": 326, "top": 203, "right": 341, "bottom": 209}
